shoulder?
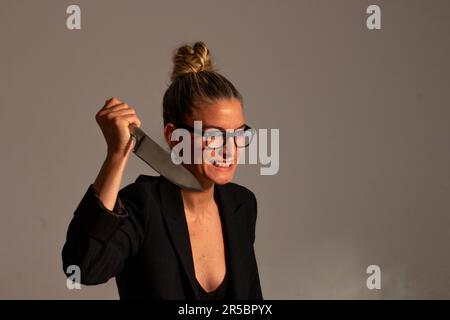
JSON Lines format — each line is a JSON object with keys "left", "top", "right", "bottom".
{"left": 132, "top": 174, "right": 163, "bottom": 189}
{"left": 117, "top": 174, "right": 162, "bottom": 209}
{"left": 131, "top": 175, "right": 257, "bottom": 202}
{"left": 115, "top": 175, "right": 164, "bottom": 233}
{"left": 218, "top": 182, "right": 258, "bottom": 226}
{"left": 219, "top": 181, "right": 257, "bottom": 206}
{"left": 121, "top": 175, "right": 258, "bottom": 213}
{"left": 121, "top": 174, "right": 163, "bottom": 191}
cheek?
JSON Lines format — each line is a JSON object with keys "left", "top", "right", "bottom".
{"left": 202, "top": 148, "right": 218, "bottom": 164}
{"left": 191, "top": 136, "right": 205, "bottom": 164}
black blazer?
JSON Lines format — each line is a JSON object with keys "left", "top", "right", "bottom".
{"left": 61, "top": 175, "right": 263, "bottom": 300}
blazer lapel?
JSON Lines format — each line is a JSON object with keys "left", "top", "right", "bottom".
{"left": 158, "top": 177, "right": 198, "bottom": 298}
{"left": 215, "top": 183, "right": 252, "bottom": 299}
{"left": 158, "top": 176, "right": 251, "bottom": 299}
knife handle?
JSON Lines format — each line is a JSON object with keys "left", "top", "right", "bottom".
{"left": 129, "top": 124, "right": 145, "bottom": 152}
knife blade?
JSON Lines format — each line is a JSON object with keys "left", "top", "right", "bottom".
{"left": 129, "top": 124, "right": 203, "bottom": 192}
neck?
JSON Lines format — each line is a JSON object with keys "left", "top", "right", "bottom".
{"left": 181, "top": 184, "right": 215, "bottom": 221}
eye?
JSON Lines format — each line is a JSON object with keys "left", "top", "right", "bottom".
{"left": 204, "top": 129, "right": 224, "bottom": 148}
{"left": 204, "top": 129, "right": 222, "bottom": 138}
{"left": 235, "top": 127, "right": 255, "bottom": 148}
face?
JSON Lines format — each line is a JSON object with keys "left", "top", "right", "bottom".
{"left": 164, "top": 98, "right": 245, "bottom": 189}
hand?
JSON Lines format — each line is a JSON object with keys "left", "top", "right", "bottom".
{"left": 95, "top": 97, "right": 142, "bottom": 158}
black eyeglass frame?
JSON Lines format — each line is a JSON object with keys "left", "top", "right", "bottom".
{"left": 171, "top": 122, "right": 256, "bottom": 149}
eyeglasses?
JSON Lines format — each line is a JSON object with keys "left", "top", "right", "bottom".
{"left": 172, "top": 122, "right": 256, "bottom": 149}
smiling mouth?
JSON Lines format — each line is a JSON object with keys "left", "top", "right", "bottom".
{"left": 212, "top": 160, "right": 233, "bottom": 168}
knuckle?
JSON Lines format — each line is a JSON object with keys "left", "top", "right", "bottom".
{"left": 112, "top": 116, "right": 121, "bottom": 124}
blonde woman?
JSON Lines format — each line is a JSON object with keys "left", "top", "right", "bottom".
{"left": 62, "top": 42, "right": 262, "bottom": 300}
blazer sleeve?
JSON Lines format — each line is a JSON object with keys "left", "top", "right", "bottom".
{"left": 61, "top": 175, "right": 151, "bottom": 285}
{"left": 249, "top": 192, "right": 264, "bottom": 300}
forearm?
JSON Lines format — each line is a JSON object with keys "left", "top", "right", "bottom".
{"left": 93, "top": 153, "right": 129, "bottom": 211}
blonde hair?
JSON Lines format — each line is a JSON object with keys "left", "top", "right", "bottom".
{"left": 171, "top": 41, "right": 214, "bottom": 81}
{"left": 162, "top": 41, "right": 243, "bottom": 126}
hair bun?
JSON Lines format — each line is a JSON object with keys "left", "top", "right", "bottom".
{"left": 171, "top": 41, "right": 214, "bottom": 81}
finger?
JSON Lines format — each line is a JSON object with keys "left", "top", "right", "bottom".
{"left": 133, "top": 116, "right": 142, "bottom": 128}
{"left": 122, "top": 114, "right": 141, "bottom": 127}
{"left": 104, "top": 97, "right": 122, "bottom": 109}
{"left": 107, "top": 103, "right": 132, "bottom": 113}
{"left": 98, "top": 103, "right": 131, "bottom": 117}
{"left": 106, "top": 109, "right": 136, "bottom": 119}
{"left": 98, "top": 103, "right": 136, "bottom": 117}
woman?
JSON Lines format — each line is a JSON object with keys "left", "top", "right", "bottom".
{"left": 62, "top": 41, "right": 262, "bottom": 300}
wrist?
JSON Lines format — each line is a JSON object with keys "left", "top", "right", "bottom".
{"left": 106, "top": 151, "right": 130, "bottom": 166}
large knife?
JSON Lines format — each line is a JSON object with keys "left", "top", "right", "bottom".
{"left": 129, "top": 124, "right": 203, "bottom": 191}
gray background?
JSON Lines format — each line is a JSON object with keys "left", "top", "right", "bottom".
{"left": 0, "top": 0, "right": 449, "bottom": 299}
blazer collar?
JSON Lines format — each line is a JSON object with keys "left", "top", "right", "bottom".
{"left": 157, "top": 176, "right": 250, "bottom": 299}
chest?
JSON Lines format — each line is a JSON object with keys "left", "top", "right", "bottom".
{"left": 185, "top": 207, "right": 226, "bottom": 292}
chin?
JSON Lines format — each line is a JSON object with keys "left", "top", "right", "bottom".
{"left": 203, "top": 162, "right": 237, "bottom": 185}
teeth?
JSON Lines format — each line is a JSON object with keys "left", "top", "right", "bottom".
{"left": 213, "top": 161, "right": 232, "bottom": 168}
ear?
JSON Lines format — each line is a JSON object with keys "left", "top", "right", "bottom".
{"left": 164, "top": 123, "right": 177, "bottom": 148}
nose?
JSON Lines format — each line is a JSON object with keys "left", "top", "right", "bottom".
{"left": 222, "top": 135, "right": 236, "bottom": 163}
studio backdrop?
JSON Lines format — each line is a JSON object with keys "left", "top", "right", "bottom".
{"left": 0, "top": 0, "right": 449, "bottom": 299}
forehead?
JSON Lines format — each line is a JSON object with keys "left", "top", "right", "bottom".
{"left": 190, "top": 98, "right": 244, "bottom": 129}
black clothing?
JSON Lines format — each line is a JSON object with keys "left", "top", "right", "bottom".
{"left": 62, "top": 175, "right": 262, "bottom": 300}
{"left": 194, "top": 271, "right": 228, "bottom": 300}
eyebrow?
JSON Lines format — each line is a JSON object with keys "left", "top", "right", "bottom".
{"left": 201, "top": 124, "right": 246, "bottom": 131}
